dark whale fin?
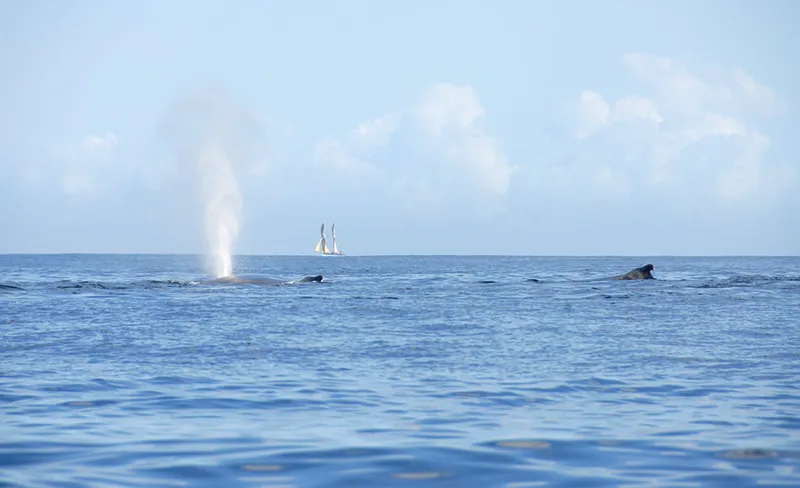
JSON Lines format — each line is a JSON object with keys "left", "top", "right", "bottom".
{"left": 612, "top": 264, "right": 655, "bottom": 280}
{"left": 294, "top": 275, "right": 323, "bottom": 283}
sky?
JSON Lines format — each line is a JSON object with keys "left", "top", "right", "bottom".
{"left": 1, "top": 0, "right": 798, "bottom": 256}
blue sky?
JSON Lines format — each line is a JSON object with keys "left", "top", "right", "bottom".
{"left": 2, "top": 0, "right": 798, "bottom": 255}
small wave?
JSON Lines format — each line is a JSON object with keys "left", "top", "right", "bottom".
{"left": 12, "top": 276, "right": 324, "bottom": 294}
{"left": 52, "top": 279, "right": 195, "bottom": 292}
{"left": 717, "top": 448, "right": 781, "bottom": 459}
{"left": 431, "top": 389, "right": 533, "bottom": 408}
{"left": 471, "top": 278, "right": 544, "bottom": 285}
{"left": 138, "top": 279, "right": 195, "bottom": 287}
{"left": 601, "top": 293, "right": 633, "bottom": 300}
{"left": 1, "top": 428, "right": 797, "bottom": 487}
{"left": 695, "top": 274, "right": 800, "bottom": 289}
{"left": 481, "top": 439, "right": 552, "bottom": 450}
{"left": 476, "top": 278, "right": 542, "bottom": 284}
{"left": 56, "top": 280, "right": 130, "bottom": 291}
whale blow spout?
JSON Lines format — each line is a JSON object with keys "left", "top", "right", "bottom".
{"left": 159, "top": 89, "right": 263, "bottom": 280}
{"left": 199, "top": 143, "right": 241, "bottom": 279}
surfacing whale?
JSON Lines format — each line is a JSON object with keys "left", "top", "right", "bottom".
{"left": 206, "top": 274, "right": 323, "bottom": 285}
{"left": 522, "top": 265, "right": 657, "bottom": 284}
{"left": 611, "top": 264, "right": 655, "bottom": 280}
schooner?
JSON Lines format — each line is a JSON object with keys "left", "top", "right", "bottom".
{"left": 314, "top": 223, "right": 345, "bottom": 256}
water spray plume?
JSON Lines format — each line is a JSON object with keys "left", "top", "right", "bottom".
{"left": 161, "top": 88, "right": 263, "bottom": 279}
{"left": 198, "top": 142, "right": 241, "bottom": 278}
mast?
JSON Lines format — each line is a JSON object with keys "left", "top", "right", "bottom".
{"left": 314, "top": 222, "right": 328, "bottom": 253}
{"left": 323, "top": 223, "right": 330, "bottom": 253}
{"left": 313, "top": 222, "right": 340, "bottom": 255}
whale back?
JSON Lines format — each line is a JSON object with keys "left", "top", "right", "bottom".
{"left": 612, "top": 264, "right": 655, "bottom": 280}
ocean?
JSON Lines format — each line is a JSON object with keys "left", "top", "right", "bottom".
{"left": 1, "top": 254, "right": 799, "bottom": 487}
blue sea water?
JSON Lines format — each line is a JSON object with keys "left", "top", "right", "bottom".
{"left": 1, "top": 254, "right": 799, "bottom": 488}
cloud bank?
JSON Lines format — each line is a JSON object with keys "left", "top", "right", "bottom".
{"left": 313, "top": 83, "right": 516, "bottom": 208}
{"left": 566, "top": 53, "right": 792, "bottom": 207}
{"left": 2, "top": 52, "right": 795, "bottom": 255}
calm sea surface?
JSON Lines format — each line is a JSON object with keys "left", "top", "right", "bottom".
{"left": 1, "top": 255, "right": 799, "bottom": 487}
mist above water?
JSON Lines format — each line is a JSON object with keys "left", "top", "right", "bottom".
{"left": 160, "top": 89, "right": 264, "bottom": 278}
{"left": 198, "top": 143, "right": 241, "bottom": 278}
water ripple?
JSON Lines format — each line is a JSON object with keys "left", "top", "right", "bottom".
{"left": 1, "top": 255, "right": 799, "bottom": 486}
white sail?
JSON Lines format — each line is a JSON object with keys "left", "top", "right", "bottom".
{"left": 315, "top": 223, "right": 328, "bottom": 253}
{"left": 314, "top": 222, "right": 342, "bottom": 255}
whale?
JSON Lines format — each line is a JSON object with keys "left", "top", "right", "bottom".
{"left": 205, "top": 274, "right": 323, "bottom": 285}
{"left": 521, "top": 266, "right": 655, "bottom": 284}
{"left": 611, "top": 264, "right": 655, "bottom": 280}
{"left": 294, "top": 275, "right": 324, "bottom": 283}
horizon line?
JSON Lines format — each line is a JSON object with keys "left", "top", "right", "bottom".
{"left": 1, "top": 252, "right": 799, "bottom": 258}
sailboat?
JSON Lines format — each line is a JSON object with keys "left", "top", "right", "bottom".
{"left": 314, "top": 223, "right": 345, "bottom": 256}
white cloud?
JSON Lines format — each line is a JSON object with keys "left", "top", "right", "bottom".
{"left": 350, "top": 112, "right": 403, "bottom": 153}
{"left": 312, "top": 112, "right": 403, "bottom": 190}
{"left": 733, "top": 68, "right": 780, "bottom": 116}
{"left": 622, "top": 53, "right": 711, "bottom": 107}
{"left": 49, "top": 132, "right": 119, "bottom": 197}
{"left": 612, "top": 96, "right": 663, "bottom": 125}
{"left": 55, "top": 132, "right": 118, "bottom": 162}
{"left": 563, "top": 53, "right": 793, "bottom": 206}
{"left": 80, "top": 133, "right": 117, "bottom": 156}
{"left": 441, "top": 133, "right": 513, "bottom": 197}
{"left": 312, "top": 137, "right": 382, "bottom": 187}
{"left": 575, "top": 91, "right": 610, "bottom": 138}
{"left": 715, "top": 131, "right": 796, "bottom": 202}
{"left": 683, "top": 113, "right": 747, "bottom": 142}
{"left": 621, "top": 52, "right": 674, "bottom": 82}
{"left": 621, "top": 52, "right": 783, "bottom": 119}
{"left": 413, "top": 83, "right": 485, "bottom": 138}
{"left": 575, "top": 92, "right": 663, "bottom": 138}
{"left": 313, "top": 82, "right": 515, "bottom": 203}
{"left": 412, "top": 83, "right": 516, "bottom": 198}
{"left": 312, "top": 111, "right": 404, "bottom": 189}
